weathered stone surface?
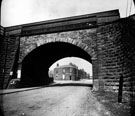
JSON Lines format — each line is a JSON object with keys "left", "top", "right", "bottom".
{"left": 19, "top": 29, "right": 97, "bottom": 63}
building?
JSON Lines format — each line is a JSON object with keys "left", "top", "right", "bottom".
{"left": 53, "top": 63, "right": 90, "bottom": 80}
{"left": 78, "top": 69, "right": 86, "bottom": 79}
{"left": 53, "top": 63, "right": 79, "bottom": 80}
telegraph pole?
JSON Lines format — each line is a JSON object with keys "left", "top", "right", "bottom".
{"left": 118, "top": 74, "right": 124, "bottom": 103}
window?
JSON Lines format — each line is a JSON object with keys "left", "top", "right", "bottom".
{"left": 63, "top": 69, "right": 65, "bottom": 73}
{"left": 56, "top": 70, "right": 58, "bottom": 74}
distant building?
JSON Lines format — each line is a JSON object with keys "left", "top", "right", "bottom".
{"left": 53, "top": 63, "right": 90, "bottom": 80}
{"left": 78, "top": 69, "right": 86, "bottom": 79}
{"left": 53, "top": 63, "right": 79, "bottom": 80}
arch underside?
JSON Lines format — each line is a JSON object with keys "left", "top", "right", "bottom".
{"left": 21, "top": 42, "right": 92, "bottom": 87}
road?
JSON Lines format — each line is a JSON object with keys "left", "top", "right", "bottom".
{"left": 1, "top": 80, "right": 114, "bottom": 116}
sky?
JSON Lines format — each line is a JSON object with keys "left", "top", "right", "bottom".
{"left": 49, "top": 57, "right": 92, "bottom": 76}
{"left": 1, "top": 0, "right": 135, "bottom": 27}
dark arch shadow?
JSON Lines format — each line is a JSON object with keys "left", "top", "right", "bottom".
{"left": 20, "top": 42, "right": 92, "bottom": 87}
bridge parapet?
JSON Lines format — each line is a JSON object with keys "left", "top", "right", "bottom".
{"left": 4, "top": 9, "right": 119, "bottom": 37}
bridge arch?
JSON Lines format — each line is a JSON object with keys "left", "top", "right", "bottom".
{"left": 20, "top": 41, "right": 96, "bottom": 87}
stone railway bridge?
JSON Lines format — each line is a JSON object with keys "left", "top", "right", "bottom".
{"left": 0, "top": 10, "right": 135, "bottom": 106}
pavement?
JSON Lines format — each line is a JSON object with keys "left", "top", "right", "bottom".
{"left": 0, "top": 84, "right": 54, "bottom": 95}
{"left": 0, "top": 79, "right": 93, "bottom": 95}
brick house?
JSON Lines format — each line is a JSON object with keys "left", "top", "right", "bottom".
{"left": 53, "top": 63, "right": 79, "bottom": 80}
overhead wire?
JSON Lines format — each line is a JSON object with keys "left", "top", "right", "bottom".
{"left": 129, "top": 0, "right": 133, "bottom": 16}
{"left": 126, "top": 0, "right": 129, "bottom": 17}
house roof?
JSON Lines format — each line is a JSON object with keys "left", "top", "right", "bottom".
{"left": 55, "top": 63, "right": 78, "bottom": 69}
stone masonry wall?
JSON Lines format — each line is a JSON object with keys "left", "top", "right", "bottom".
{"left": 0, "top": 36, "right": 20, "bottom": 89}
{"left": 0, "top": 26, "right": 5, "bottom": 89}
{"left": 97, "top": 18, "right": 135, "bottom": 112}
{"left": 97, "top": 22, "right": 123, "bottom": 91}
{"left": 19, "top": 29, "right": 97, "bottom": 63}
{"left": 120, "top": 18, "right": 135, "bottom": 113}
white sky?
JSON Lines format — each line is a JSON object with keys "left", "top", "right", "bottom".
{"left": 1, "top": 0, "right": 135, "bottom": 27}
{"left": 49, "top": 57, "right": 92, "bottom": 76}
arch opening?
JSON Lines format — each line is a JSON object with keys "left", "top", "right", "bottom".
{"left": 20, "top": 42, "right": 92, "bottom": 87}
{"left": 48, "top": 57, "right": 93, "bottom": 81}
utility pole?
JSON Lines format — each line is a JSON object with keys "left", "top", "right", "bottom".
{"left": 133, "top": 0, "right": 135, "bottom": 5}
{"left": 118, "top": 74, "right": 124, "bottom": 103}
